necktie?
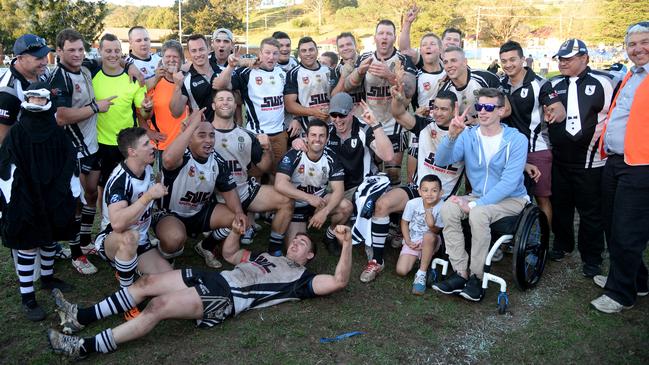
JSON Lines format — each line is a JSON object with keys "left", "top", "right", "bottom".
{"left": 565, "top": 76, "right": 581, "bottom": 137}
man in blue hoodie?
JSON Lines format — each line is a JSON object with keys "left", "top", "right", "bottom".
{"left": 432, "top": 88, "right": 529, "bottom": 302}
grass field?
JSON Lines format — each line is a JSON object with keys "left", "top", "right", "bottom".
{"left": 1, "top": 222, "right": 648, "bottom": 364}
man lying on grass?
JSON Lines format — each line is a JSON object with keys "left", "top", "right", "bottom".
{"left": 47, "top": 221, "right": 353, "bottom": 359}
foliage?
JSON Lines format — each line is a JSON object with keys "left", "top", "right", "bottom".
{"left": 595, "top": 0, "right": 649, "bottom": 44}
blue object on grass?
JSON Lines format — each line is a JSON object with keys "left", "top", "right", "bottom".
{"left": 319, "top": 331, "right": 366, "bottom": 343}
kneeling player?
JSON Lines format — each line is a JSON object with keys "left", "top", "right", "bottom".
{"left": 95, "top": 127, "right": 172, "bottom": 319}
{"left": 155, "top": 108, "right": 247, "bottom": 268}
{"left": 48, "top": 223, "right": 353, "bottom": 359}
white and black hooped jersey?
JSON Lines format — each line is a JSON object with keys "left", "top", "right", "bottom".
{"left": 327, "top": 117, "right": 376, "bottom": 190}
{"left": 102, "top": 163, "right": 154, "bottom": 245}
{"left": 410, "top": 116, "right": 464, "bottom": 199}
{"left": 220, "top": 253, "right": 316, "bottom": 315}
{"left": 333, "top": 60, "right": 365, "bottom": 118}
{"left": 355, "top": 49, "right": 417, "bottom": 136}
{"left": 126, "top": 52, "right": 161, "bottom": 81}
{"left": 49, "top": 62, "right": 98, "bottom": 158}
{"left": 277, "top": 148, "right": 344, "bottom": 208}
{"left": 161, "top": 150, "right": 236, "bottom": 218}
{"left": 549, "top": 67, "right": 618, "bottom": 169}
{"left": 213, "top": 126, "right": 263, "bottom": 202}
{"left": 232, "top": 66, "right": 286, "bottom": 134}
{"left": 414, "top": 68, "right": 446, "bottom": 110}
{"left": 284, "top": 62, "right": 332, "bottom": 130}
{"left": 182, "top": 64, "right": 222, "bottom": 122}
{"left": 439, "top": 69, "right": 500, "bottom": 125}
{"left": 500, "top": 68, "right": 562, "bottom": 153}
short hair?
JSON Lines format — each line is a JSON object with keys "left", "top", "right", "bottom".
{"left": 443, "top": 46, "right": 465, "bottom": 56}
{"left": 56, "top": 28, "right": 84, "bottom": 50}
{"left": 306, "top": 119, "right": 329, "bottom": 138}
{"left": 442, "top": 28, "right": 462, "bottom": 39}
{"left": 420, "top": 32, "right": 442, "bottom": 49}
{"left": 375, "top": 19, "right": 396, "bottom": 34}
{"left": 298, "top": 36, "right": 317, "bottom": 49}
{"left": 272, "top": 31, "right": 290, "bottom": 40}
{"left": 336, "top": 32, "right": 356, "bottom": 45}
{"left": 419, "top": 174, "right": 442, "bottom": 189}
{"left": 321, "top": 51, "right": 338, "bottom": 65}
{"left": 294, "top": 232, "right": 316, "bottom": 259}
{"left": 186, "top": 34, "right": 208, "bottom": 47}
{"left": 212, "top": 88, "right": 235, "bottom": 100}
{"left": 625, "top": 21, "right": 649, "bottom": 45}
{"left": 117, "top": 127, "right": 147, "bottom": 158}
{"left": 435, "top": 90, "right": 458, "bottom": 108}
{"left": 476, "top": 87, "right": 506, "bottom": 107}
{"left": 161, "top": 40, "right": 184, "bottom": 63}
{"left": 99, "top": 33, "right": 119, "bottom": 49}
{"left": 260, "top": 37, "right": 280, "bottom": 50}
{"left": 499, "top": 40, "right": 524, "bottom": 58}
{"left": 128, "top": 26, "right": 147, "bottom": 39}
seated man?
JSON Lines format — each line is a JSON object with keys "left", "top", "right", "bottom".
{"left": 95, "top": 127, "right": 173, "bottom": 320}
{"left": 48, "top": 224, "right": 353, "bottom": 359}
{"left": 432, "top": 88, "right": 528, "bottom": 302}
{"left": 275, "top": 119, "right": 352, "bottom": 255}
{"left": 154, "top": 108, "right": 247, "bottom": 268}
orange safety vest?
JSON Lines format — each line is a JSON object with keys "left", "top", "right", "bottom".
{"left": 600, "top": 70, "right": 649, "bottom": 165}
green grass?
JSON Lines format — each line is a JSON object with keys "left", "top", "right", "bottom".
{"left": 1, "top": 223, "right": 648, "bottom": 364}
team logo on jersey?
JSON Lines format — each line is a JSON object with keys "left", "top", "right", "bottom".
{"left": 192, "top": 80, "right": 206, "bottom": 87}
{"left": 255, "top": 76, "right": 263, "bottom": 85}
{"left": 322, "top": 166, "right": 327, "bottom": 174}
{"left": 282, "top": 156, "right": 291, "bottom": 164}
{"left": 189, "top": 166, "right": 196, "bottom": 177}
{"left": 50, "top": 88, "right": 60, "bottom": 96}
{"left": 269, "top": 75, "right": 276, "bottom": 85}
{"left": 423, "top": 82, "right": 431, "bottom": 91}
{"left": 198, "top": 171, "right": 206, "bottom": 181}
{"left": 238, "top": 136, "right": 245, "bottom": 151}
{"left": 308, "top": 167, "right": 315, "bottom": 176}
{"left": 316, "top": 74, "right": 322, "bottom": 83}
{"left": 520, "top": 88, "right": 528, "bottom": 98}
{"left": 298, "top": 164, "right": 305, "bottom": 174}
{"left": 75, "top": 83, "right": 81, "bottom": 92}
{"left": 430, "top": 129, "right": 438, "bottom": 139}
{"left": 109, "top": 194, "right": 122, "bottom": 204}
{"left": 351, "top": 138, "right": 357, "bottom": 148}
{"left": 585, "top": 85, "right": 596, "bottom": 96}
{"left": 221, "top": 138, "right": 228, "bottom": 148}
{"left": 140, "top": 67, "right": 147, "bottom": 74}
{"left": 303, "top": 76, "right": 310, "bottom": 84}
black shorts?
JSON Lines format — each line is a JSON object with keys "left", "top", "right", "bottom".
{"left": 399, "top": 183, "right": 420, "bottom": 200}
{"left": 292, "top": 204, "right": 316, "bottom": 223}
{"left": 98, "top": 144, "right": 124, "bottom": 187}
{"left": 181, "top": 267, "right": 234, "bottom": 328}
{"left": 79, "top": 152, "right": 101, "bottom": 174}
{"left": 153, "top": 202, "right": 217, "bottom": 235}
{"left": 240, "top": 179, "right": 262, "bottom": 211}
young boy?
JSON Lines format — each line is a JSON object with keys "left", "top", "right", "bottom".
{"left": 396, "top": 174, "right": 444, "bottom": 295}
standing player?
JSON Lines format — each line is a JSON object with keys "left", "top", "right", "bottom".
{"left": 126, "top": 26, "right": 161, "bottom": 90}
{"left": 331, "top": 32, "right": 364, "bottom": 118}
{"left": 209, "top": 28, "right": 235, "bottom": 71}
{"left": 96, "top": 127, "right": 172, "bottom": 320}
{"left": 155, "top": 108, "right": 246, "bottom": 268}
{"left": 275, "top": 120, "right": 351, "bottom": 255}
{"left": 273, "top": 31, "right": 299, "bottom": 72}
{"left": 209, "top": 89, "right": 294, "bottom": 257}
{"left": 499, "top": 40, "right": 566, "bottom": 228}
{"left": 441, "top": 28, "right": 463, "bottom": 49}
{"left": 284, "top": 36, "right": 331, "bottom": 135}
{"left": 345, "top": 19, "right": 417, "bottom": 186}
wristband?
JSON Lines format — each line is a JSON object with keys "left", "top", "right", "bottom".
{"left": 88, "top": 101, "right": 99, "bottom": 114}
{"left": 371, "top": 122, "right": 383, "bottom": 131}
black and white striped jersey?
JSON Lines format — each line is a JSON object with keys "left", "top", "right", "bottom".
{"left": 232, "top": 66, "right": 286, "bottom": 134}
{"left": 161, "top": 150, "right": 236, "bottom": 218}
{"left": 102, "top": 163, "right": 154, "bottom": 245}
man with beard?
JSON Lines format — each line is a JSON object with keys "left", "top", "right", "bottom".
{"left": 331, "top": 32, "right": 364, "bottom": 118}
{"left": 126, "top": 26, "right": 161, "bottom": 90}
{"left": 209, "top": 28, "right": 235, "bottom": 71}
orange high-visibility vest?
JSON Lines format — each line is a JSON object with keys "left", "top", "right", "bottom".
{"left": 600, "top": 70, "right": 649, "bottom": 165}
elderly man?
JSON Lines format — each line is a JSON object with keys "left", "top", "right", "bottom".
{"left": 592, "top": 21, "right": 649, "bottom": 313}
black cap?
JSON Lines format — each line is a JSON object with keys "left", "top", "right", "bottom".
{"left": 13, "top": 34, "right": 52, "bottom": 58}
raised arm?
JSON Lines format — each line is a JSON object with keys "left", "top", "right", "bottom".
{"left": 221, "top": 219, "right": 247, "bottom": 265}
{"left": 162, "top": 108, "right": 205, "bottom": 171}
{"left": 360, "top": 99, "right": 394, "bottom": 162}
{"left": 390, "top": 82, "right": 416, "bottom": 130}
{"left": 311, "top": 225, "right": 353, "bottom": 295}
{"left": 398, "top": 5, "right": 420, "bottom": 58}
{"left": 170, "top": 71, "right": 189, "bottom": 118}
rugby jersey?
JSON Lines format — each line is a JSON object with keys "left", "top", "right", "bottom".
{"left": 181, "top": 64, "right": 221, "bottom": 122}
{"left": 414, "top": 67, "right": 446, "bottom": 110}
{"left": 284, "top": 62, "right": 332, "bottom": 130}
{"left": 333, "top": 60, "right": 365, "bottom": 118}
{"left": 232, "top": 66, "right": 286, "bottom": 134}
{"left": 439, "top": 69, "right": 500, "bottom": 125}
{"left": 0, "top": 60, "right": 49, "bottom": 127}
{"left": 326, "top": 117, "right": 376, "bottom": 190}
{"left": 212, "top": 126, "right": 263, "bottom": 202}
{"left": 126, "top": 52, "right": 161, "bottom": 81}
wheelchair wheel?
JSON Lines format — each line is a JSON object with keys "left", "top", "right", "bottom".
{"left": 512, "top": 205, "right": 549, "bottom": 290}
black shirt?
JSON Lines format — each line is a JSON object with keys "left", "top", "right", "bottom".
{"left": 327, "top": 117, "right": 376, "bottom": 190}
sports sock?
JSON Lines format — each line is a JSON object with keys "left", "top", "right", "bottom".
{"left": 69, "top": 233, "right": 82, "bottom": 260}
{"left": 77, "top": 287, "right": 136, "bottom": 325}
{"left": 201, "top": 229, "right": 229, "bottom": 252}
{"left": 16, "top": 250, "right": 37, "bottom": 304}
{"left": 80, "top": 206, "right": 96, "bottom": 246}
{"left": 268, "top": 231, "right": 284, "bottom": 253}
{"left": 83, "top": 329, "right": 117, "bottom": 355}
{"left": 114, "top": 255, "right": 138, "bottom": 288}
{"left": 370, "top": 216, "right": 390, "bottom": 265}
{"left": 325, "top": 227, "right": 335, "bottom": 241}
{"left": 39, "top": 243, "right": 57, "bottom": 279}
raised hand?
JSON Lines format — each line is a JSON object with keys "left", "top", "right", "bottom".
{"left": 448, "top": 102, "right": 469, "bottom": 139}
{"left": 357, "top": 56, "right": 373, "bottom": 76}
{"left": 359, "top": 99, "right": 378, "bottom": 127}
{"left": 334, "top": 225, "right": 352, "bottom": 246}
{"left": 96, "top": 95, "right": 117, "bottom": 112}
{"left": 403, "top": 4, "right": 420, "bottom": 24}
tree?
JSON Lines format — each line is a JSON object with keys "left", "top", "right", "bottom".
{"left": 595, "top": 0, "right": 649, "bottom": 44}
{"left": 306, "top": 0, "right": 327, "bottom": 27}
{"left": 476, "top": 0, "right": 540, "bottom": 46}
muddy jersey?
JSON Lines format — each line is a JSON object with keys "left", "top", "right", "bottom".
{"left": 439, "top": 69, "right": 500, "bottom": 125}
{"left": 333, "top": 60, "right": 365, "bottom": 118}
{"left": 49, "top": 62, "right": 98, "bottom": 158}
{"left": 232, "top": 66, "right": 286, "bottom": 134}
{"left": 355, "top": 49, "right": 417, "bottom": 135}
{"left": 219, "top": 253, "right": 317, "bottom": 315}
{"left": 277, "top": 148, "right": 344, "bottom": 208}
{"left": 126, "top": 52, "right": 161, "bottom": 81}
{"left": 284, "top": 62, "right": 332, "bottom": 130}
{"left": 414, "top": 68, "right": 446, "bottom": 110}
{"left": 161, "top": 150, "right": 236, "bottom": 217}
{"left": 410, "top": 116, "right": 464, "bottom": 199}
{"left": 212, "top": 126, "right": 263, "bottom": 201}
{"left": 102, "top": 163, "right": 153, "bottom": 245}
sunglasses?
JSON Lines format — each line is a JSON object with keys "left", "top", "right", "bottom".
{"left": 474, "top": 103, "right": 502, "bottom": 112}
{"left": 329, "top": 112, "right": 348, "bottom": 119}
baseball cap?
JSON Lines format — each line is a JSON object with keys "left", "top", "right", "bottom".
{"left": 212, "top": 28, "right": 233, "bottom": 42}
{"left": 328, "top": 93, "right": 353, "bottom": 116}
{"left": 554, "top": 39, "right": 588, "bottom": 59}
{"left": 13, "top": 34, "right": 52, "bottom": 58}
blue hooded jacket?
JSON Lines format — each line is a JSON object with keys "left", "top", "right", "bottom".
{"left": 435, "top": 124, "right": 528, "bottom": 206}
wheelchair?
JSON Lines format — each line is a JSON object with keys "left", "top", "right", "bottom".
{"left": 430, "top": 203, "right": 550, "bottom": 314}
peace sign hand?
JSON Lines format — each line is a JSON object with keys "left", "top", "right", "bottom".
{"left": 449, "top": 102, "right": 469, "bottom": 139}
{"left": 359, "top": 99, "right": 378, "bottom": 127}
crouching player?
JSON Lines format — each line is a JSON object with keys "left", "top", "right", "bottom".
{"left": 396, "top": 174, "right": 443, "bottom": 295}
{"left": 47, "top": 224, "right": 353, "bottom": 359}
